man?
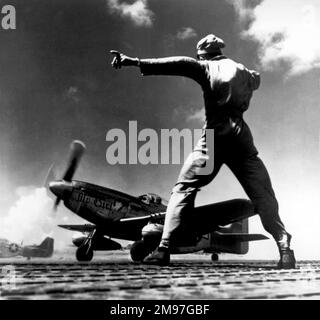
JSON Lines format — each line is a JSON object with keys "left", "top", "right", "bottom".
{"left": 110, "top": 34, "right": 296, "bottom": 269}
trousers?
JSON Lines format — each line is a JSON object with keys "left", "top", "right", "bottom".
{"left": 159, "top": 119, "right": 288, "bottom": 248}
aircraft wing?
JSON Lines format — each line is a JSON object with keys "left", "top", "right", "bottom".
{"left": 58, "top": 224, "right": 96, "bottom": 233}
{"left": 119, "top": 212, "right": 165, "bottom": 224}
{"left": 58, "top": 216, "right": 165, "bottom": 242}
{"left": 58, "top": 212, "right": 163, "bottom": 228}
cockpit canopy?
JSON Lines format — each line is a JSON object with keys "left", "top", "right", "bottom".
{"left": 138, "top": 193, "right": 167, "bottom": 206}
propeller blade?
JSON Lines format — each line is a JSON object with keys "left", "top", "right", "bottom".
{"left": 44, "top": 163, "right": 56, "bottom": 190}
{"left": 62, "top": 140, "right": 86, "bottom": 182}
{"left": 51, "top": 140, "right": 86, "bottom": 211}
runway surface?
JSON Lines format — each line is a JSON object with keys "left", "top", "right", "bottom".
{"left": 1, "top": 251, "right": 320, "bottom": 300}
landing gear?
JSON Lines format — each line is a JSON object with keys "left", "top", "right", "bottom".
{"left": 75, "top": 228, "right": 97, "bottom": 262}
{"left": 211, "top": 253, "right": 219, "bottom": 261}
{"left": 130, "top": 240, "right": 154, "bottom": 262}
{"left": 76, "top": 244, "right": 94, "bottom": 262}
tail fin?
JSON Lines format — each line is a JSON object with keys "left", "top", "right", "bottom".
{"left": 39, "top": 237, "right": 54, "bottom": 253}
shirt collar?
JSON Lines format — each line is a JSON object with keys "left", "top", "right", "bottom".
{"left": 208, "top": 55, "right": 227, "bottom": 61}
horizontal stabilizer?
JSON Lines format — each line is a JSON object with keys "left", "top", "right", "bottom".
{"left": 214, "top": 232, "right": 268, "bottom": 242}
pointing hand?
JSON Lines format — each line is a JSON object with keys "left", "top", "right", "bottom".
{"left": 110, "top": 50, "right": 139, "bottom": 69}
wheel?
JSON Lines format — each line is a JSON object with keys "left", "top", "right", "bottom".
{"left": 130, "top": 240, "right": 151, "bottom": 262}
{"left": 211, "top": 253, "right": 219, "bottom": 261}
{"left": 76, "top": 245, "right": 94, "bottom": 262}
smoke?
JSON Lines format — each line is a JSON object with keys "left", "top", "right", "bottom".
{"left": 0, "top": 186, "right": 66, "bottom": 248}
{"left": 230, "top": 0, "right": 320, "bottom": 76}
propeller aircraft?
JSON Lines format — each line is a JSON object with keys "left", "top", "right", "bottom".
{"left": 49, "top": 141, "right": 268, "bottom": 262}
{"left": 0, "top": 237, "right": 54, "bottom": 259}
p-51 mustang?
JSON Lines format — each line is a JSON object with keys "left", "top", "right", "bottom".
{"left": 0, "top": 237, "right": 54, "bottom": 259}
{"left": 49, "top": 141, "right": 268, "bottom": 262}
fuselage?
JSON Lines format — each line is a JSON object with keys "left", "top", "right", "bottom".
{"left": 50, "top": 180, "right": 167, "bottom": 239}
{"left": 0, "top": 239, "right": 21, "bottom": 258}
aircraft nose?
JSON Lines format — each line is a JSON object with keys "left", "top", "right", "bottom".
{"left": 49, "top": 181, "right": 72, "bottom": 199}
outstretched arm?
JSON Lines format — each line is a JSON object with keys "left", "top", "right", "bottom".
{"left": 110, "top": 50, "right": 207, "bottom": 86}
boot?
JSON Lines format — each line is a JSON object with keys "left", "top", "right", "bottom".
{"left": 276, "top": 233, "right": 296, "bottom": 269}
{"left": 278, "top": 248, "right": 296, "bottom": 269}
{"left": 143, "top": 246, "right": 170, "bottom": 266}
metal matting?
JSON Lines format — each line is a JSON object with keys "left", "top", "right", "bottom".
{"left": 1, "top": 253, "right": 320, "bottom": 300}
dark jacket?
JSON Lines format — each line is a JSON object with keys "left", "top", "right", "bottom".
{"left": 140, "top": 55, "right": 260, "bottom": 128}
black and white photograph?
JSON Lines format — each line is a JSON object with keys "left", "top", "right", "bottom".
{"left": 0, "top": 0, "right": 320, "bottom": 310}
